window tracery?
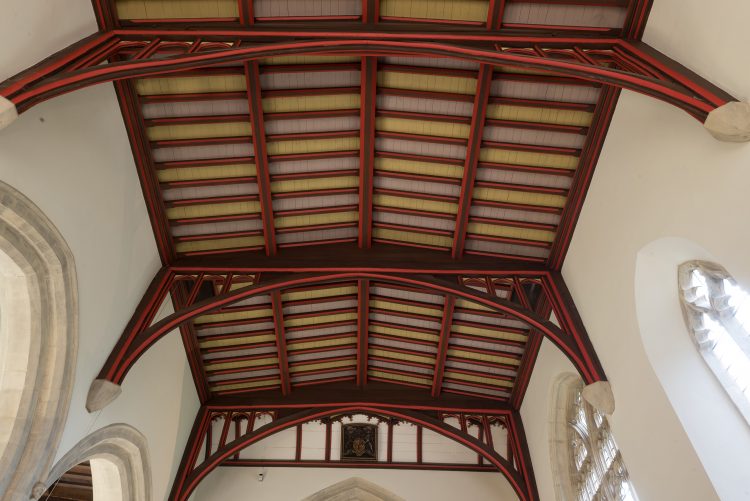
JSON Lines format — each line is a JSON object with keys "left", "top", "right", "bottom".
{"left": 551, "top": 374, "right": 636, "bottom": 501}
{"left": 678, "top": 261, "right": 750, "bottom": 424}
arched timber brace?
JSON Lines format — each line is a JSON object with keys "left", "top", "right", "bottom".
{"left": 169, "top": 403, "right": 537, "bottom": 501}
{"left": 0, "top": 29, "right": 743, "bottom": 139}
{"left": 87, "top": 259, "right": 605, "bottom": 411}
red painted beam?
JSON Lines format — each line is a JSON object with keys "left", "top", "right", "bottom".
{"left": 452, "top": 65, "right": 493, "bottom": 259}
{"left": 1, "top": 33, "right": 734, "bottom": 122}
{"left": 432, "top": 296, "right": 456, "bottom": 397}
{"left": 357, "top": 279, "right": 370, "bottom": 385}
{"left": 358, "top": 57, "right": 377, "bottom": 248}
{"left": 244, "top": 61, "right": 277, "bottom": 256}
{"left": 270, "top": 290, "right": 291, "bottom": 395}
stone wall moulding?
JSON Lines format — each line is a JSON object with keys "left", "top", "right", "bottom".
{"left": 0, "top": 181, "right": 77, "bottom": 501}
{"left": 36, "top": 424, "right": 152, "bottom": 501}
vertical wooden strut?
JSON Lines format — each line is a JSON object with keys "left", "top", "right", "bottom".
{"left": 358, "top": 58, "right": 377, "bottom": 248}
{"left": 508, "top": 411, "right": 539, "bottom": 501}
{"left": 431, "top": 296, "right": 456, "bottom": 397}
{"left": 244, "top": 61, "right": 277, "bottom": 256}
{"left": 270, "top": 291, "right": 291, "bottom": 394}
{"left": 452, "top": 65, "right": 493, "bottom": 259}
{"left": 171, "top": 282, "right": 211, "bottom": 403}
{"left": 356, "top": 279, "right": 370, "bottom": 385}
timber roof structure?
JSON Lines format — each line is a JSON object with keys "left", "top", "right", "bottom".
{"left": 0, "top": 1, "right": 740, "bottom": 499}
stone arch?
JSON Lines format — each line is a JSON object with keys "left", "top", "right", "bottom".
{"left": 38, "top": 424, "right": 152, "bottom": 501}
{"left": 0, "top": 181, "right": 77, "bottom": 500}
{"left": 301, "top": 477, "right": 405, "bottom": 501}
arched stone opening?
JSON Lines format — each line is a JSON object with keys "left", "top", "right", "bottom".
{"left": 37, "top": 424, "right": 152, "bottom": 501}
{"left": 0, "top": 181, "right": 77, "bottom": 501}
{"left": 302, "top": 477, "right": 405, "bottom": 501}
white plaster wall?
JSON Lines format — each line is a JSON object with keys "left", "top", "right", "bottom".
{"left": 0, "top": 3, "right": 200, "bottom": 498}
{"left": 193, "top": 468, "right": 517, "bottom": 501}
{"left": 558, "top": 1, "right": 750, "bottom": 499}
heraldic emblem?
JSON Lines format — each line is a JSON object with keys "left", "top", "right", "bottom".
{"left": 341, "top": 423, "right": 378, "bottom": 461}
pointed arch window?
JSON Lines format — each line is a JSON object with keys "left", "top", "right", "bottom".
{"left": 678, "top": 261, "right": 750, "bottom": 424}
{"left": 551, "top": 375, "right": 637, "bottom": 501}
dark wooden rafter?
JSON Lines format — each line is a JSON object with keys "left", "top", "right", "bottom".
{"left": 244, "top": 61, "right": 277, "bottom": 255}
{"left": 169, "top": 397, "right": 536, "bottom": 501}
{"left": 172, "top": 281, "right": 211, "bottom": 403}
{"left": 358, "top": 57, "right": 377, "bottom": 248}
{"left": 431, "top": 296, "right": 456, "bottom": 397}
{"left": 92, "top": 262, "right": 604, "bottom": 393}
{"left": 548, "top": 85, "right": 621, "bottom": 269}
{"left": 356, "top": 278, "right": 370, "bottom": 385}
{"left": 113, "top": 80, "right": 174, "bottom": 263}
{"left": 270, "top": 290, "right": 291, "bottom": 394}
{"left": 507, "top": 411, "right": 539, "bottom": 501}
{"left": 452, "top": 64, "right": 493, "bottom": 259}
{"left": 0, "top": 30, "right": 735, "bottom": 123}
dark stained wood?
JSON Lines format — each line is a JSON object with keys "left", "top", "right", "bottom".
{"left": 208, "top": 381, "right": 512, "bottom": 413}
{"left": 42, "top": 462, "right": 93, "bottom": 501}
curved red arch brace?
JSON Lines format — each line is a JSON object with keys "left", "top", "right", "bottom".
{"left": 5, "top": 38, "right": 727, "bottom": 118}
{"left": 173, "top": 406, "right": 532, "bottom": 501}
{"left": 107, "top": 272, "right": 597, "bottom": 385}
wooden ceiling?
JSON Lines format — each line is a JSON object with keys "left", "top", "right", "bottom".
{"left": 109, "top": 0, "right": 649, "bottom": 269}
{"left": 99, "top": 0, "right": 652, "bottom": 404}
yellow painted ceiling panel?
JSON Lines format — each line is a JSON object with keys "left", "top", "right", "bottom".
{"left": 264, "top": 56, "right": 361, "bottom": 65}
{"left": 472, "top": 187, "right": 567, "bottom": 208}
{"left": 370, "top": 324, "right": 440, "bottom": 343}
{"left": 282, "top": 286, "right": 358, "bottom": 302}
{"left": 467, "top": 222, "right": 556, "bottom": 243}
{"left": 166, "top": 200, "right": 261, "bottom": 220}
{"left": 212, "top": 379, "right": 281, "bottom": 392}
{"left": 136, "top": 75, "right": 246, "bottom": 95}
{"left": 116, "top": 0, "right": 238, "bottom": 19}
{"left": 200, "top": 334, "right": 276, "bottom": 349}
{"left": 379, "top": 0, "right": 488, "bottom": 22}
{"left": 370, "top": 298, "right": 443, "bottom": 318}
{"left": 486, "top": 104, "right": 594, "bottom": 127}
{"left": 375, "top": 157, "right": 463, "bottom": 179}
{"left": 376, "top": 117, "right": 470, "bottom": 139}
{"left": 267, "top": 138, "right": 360, "bottom": 156}
{"left": 479, "top": 148, "right": 579, "bottom": 170}
{"left": 263, "top": 94, "right": 360, "bottom": 113}
{"left": 454, "top": 298, "right": 493, "bottom": 312}
{"left": 444, "top": 371, "right": 513, "bottom": 388}
{"left": 287, "top": 336, "right": 357, "bottom": 352}
{"left": 374, "top": 194, "right": 458, "bottom": 215}
{"left": 147, "top": 122, "right": 251, "bottom": 141}
{"left": 451, "top": 324, "right": 527, "bottom": 342}
{"left": 373, "top": 228, "right": 453, "bottom": 248}
{"left": 194, "top": 308, "right": 273, "bottom": 325}
{"left": 204, "top": 356, "right": 279, "bottom": 372}
{"left": 378, "top": 72, "right": 477, "bottom": 95}
{"left": 275, "top": 211, "right": 359, "bottom": 229}
{"left": 285, "top": 312, "right": 358, "bottom": 328}
{"left": 175, "top": 235, "right": 266, "bottom": 254}
{"left": 369, "top": 370, "right": 432, "bottom": 386}
{"left": 289, "top": 359, "right": 357, "bottom": 373}
{"left": 271, "top": 175, "right": 359, "bottom": 194}
{"left": 447, "top": 348, "right": 520, "bottom": 366}
{"left": 157, "top": 164, "right": 257, "bottom": 183}
{"left": 369, "top": 348, "right": 434, "bottom": 365}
